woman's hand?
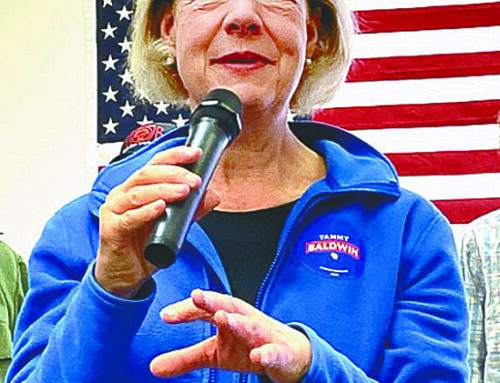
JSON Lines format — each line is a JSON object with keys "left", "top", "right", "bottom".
{"left": 150, "top": 290, "right": 312, "bottom": 383}
{"left": 95, "top": 146, "right": 219, "bottom": 298}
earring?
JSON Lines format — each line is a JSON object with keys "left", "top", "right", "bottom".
{"left": 166, "top": 54, "right": 176, "bottom": 66}
{"left": 306, "top": 58, "right": 313, "bottom": 66}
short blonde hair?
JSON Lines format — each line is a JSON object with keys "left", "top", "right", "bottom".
{"left": 129, "top": 0, "right": 355, "bottom": 114}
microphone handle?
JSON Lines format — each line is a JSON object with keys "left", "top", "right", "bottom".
{"left": 144, "top": 116, "right": 231, "bottom": 268}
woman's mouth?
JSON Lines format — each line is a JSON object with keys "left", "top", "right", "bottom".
{"left": 210, "top": 51, "right": 275, "bottom": 70}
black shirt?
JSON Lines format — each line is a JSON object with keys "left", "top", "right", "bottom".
{"left": 198, "top": 201, "right": 295, "bottom": 305}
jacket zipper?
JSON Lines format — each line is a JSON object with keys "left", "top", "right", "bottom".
{"left": 238, "top": 193, "right": 331, "bottom": 383}
{"left": 209, "top": 323, "right": 216, "bottom": 383}
{"left": 230, "top": 187, "right": 395, "bottom": 383}
{"left": 255, "top": 193, "right": 330, "bottom": 310}
{"left": 208, "top": 270, "right": 221, "bottom": 383}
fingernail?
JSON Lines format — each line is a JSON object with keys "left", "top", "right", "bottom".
{"left": 161, "top": 308, "right": 177, "bottom": 321}
{"left": 175, "top": 184, "right": 189, "bottom": 196}
{"left": 186, "top": 147, "right": 202, "bottom": 156}
{"left": 192, "top": 289, "right": 205, "bottom": 304}
{"left": 186, "top": 173, "right": 201, "bottom": 186}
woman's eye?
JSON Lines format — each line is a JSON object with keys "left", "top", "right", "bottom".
{"left": 260, "top": 0, "right": 300, "bottom": 10}
{"left": 191, "top": 0, "right": 225, "bottom": 9}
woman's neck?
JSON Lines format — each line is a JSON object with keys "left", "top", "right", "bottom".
{"left": 209, "top": 111, "right": 326, "bottom": 212}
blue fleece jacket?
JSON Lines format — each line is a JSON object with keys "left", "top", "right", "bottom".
{"left": 7, "top": 122, "right": 469, "bottom": 382}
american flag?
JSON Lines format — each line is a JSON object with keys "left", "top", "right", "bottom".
{"left": 96, "top": 0, "right": 500, "bottom": 240}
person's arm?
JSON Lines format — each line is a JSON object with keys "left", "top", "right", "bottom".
{"left": 0, "top": 242, "right": 26, "bottom": 383}
{"left": 472, "top": 217, "right": 500, "bottom": 383}
{"left": 460, "top": 227, "right": 486, "bottom": 383}
{"left": 6, "top": 209, "right": 154, "bottom": 383}
{"left": 8, "top": 145, "right": 217, "bottom": 383}
{"left": 292, "top": 213, "right": 468, "bottom": 382}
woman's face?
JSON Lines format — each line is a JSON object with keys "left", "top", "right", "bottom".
{"left": 163, "top": 0, "right": 316, "bottom": 112}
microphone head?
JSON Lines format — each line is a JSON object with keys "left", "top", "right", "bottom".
{"left": 190, "top": 88, "right": 242, "bottom": 143}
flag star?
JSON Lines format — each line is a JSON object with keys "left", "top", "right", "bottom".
{"left": 116, "top": 6, "right": 133, "bottom": 21}
{"left": 118, "top": 69, "right": 133, "bottom": 85}
{"left": 173, "top": 113, "right": 189, "bottom": 128}
{"left": 102, "top": 54, "right": 119, "bottom": 71}
{"left": 101, "top": 23, "right": 117, "bottom": 40}
{"left": 102, "top": 0, "right": 113, "bottom": 7}
{"left": 118, "top": 37, "right": 132, "bottom": 53}
{"left": 120, "top": 100, "right": 136, "bottom": 117}
{"left": 103, "top": 118, "right": 119, "bottom": 134}
{"left": 102, "top": 86, "right": 118, "bottom": 102}
{"left": 155, "top": 101, "right": 169, "bottom": 115}
{"left": 138, "top": 115, "right": 154, "bottom": 126}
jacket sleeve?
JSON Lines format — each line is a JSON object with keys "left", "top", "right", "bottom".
{"left": 6, "top": 209, "right": 155, "bottom": 383}
{"left": 460, "top": 227, "right": 485, "bottom": 383}
{"left": 292, "top": 211, "right": 469, "bottom": 382}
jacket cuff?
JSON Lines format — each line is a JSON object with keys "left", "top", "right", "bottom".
{"left": 288, "top": 322, "right": 371, "bottom": 382}
{"left": 84, "top": 262, "right": 156, "bottom": 316}
{"left": 289, "top": 322, "right": 327, "bottom": 382}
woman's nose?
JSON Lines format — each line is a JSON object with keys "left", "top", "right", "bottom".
{"left": 223, "top": 0, "right": 262, "bottom": 36}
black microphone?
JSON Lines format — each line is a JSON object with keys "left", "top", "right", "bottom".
{"left": 144, "top": 89, "right": 242, "bottom": 268}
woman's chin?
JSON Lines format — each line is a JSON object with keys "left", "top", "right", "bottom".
{"left": 218, "top": 84, "right": 280, "bottom": 111}
{"left": 187, "top": 81, "right": 288, "bottom": 118}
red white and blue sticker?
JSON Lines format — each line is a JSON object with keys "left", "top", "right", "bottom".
{"left": 302, "top": 234, "right": 363, "bottom": 278}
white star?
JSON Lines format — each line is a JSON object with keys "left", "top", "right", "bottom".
{"left": 118, "top": 69, "right": 133, "bottom": 85}
{"left": 173, "top": 113, "right": 189, "bottom": 128}
{"left": 101, "top": 23, "right": 117, "bottom": 40}
{"left": 116, "top": 6, "right": 133, "bottom": 21}
{"left": 103, "top": 118, "right": 119, "bottom": 134}
{"left": 155, "top": 101, "right": 169, "bottom": 115}
{"left": 102, "top": 54, "right": 119, "bottom": 71}
{"left": 120, "top": 100, "right": 136, "bottom": 117}
{"left": 287, "top": 110, "right": 297, "bottom": 122}
{"left": 118, "top": 37, "right": 132, "bottom": 53}
{"left": 137, "top": 116, "right": 154, "bottom": 126}
{"left": 102, "top": 0, "right": 113, "bottom": 7}
{"left": 102, "top": 86, "right": 118, "bottom": 102}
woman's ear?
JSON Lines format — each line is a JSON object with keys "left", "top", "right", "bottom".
{"left": 160, "top": 11, "right": 176, "bottom": 50}
{"left": 306, "top": 6, "right": 320, "bottom": 59}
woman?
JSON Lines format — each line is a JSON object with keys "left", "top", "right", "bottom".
{"left": 7, "top": 0, "right": 468, "bottom": 381}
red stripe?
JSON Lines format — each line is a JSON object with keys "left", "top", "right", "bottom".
{"left": 347, "top": 52, "right": 500, "bottom": 82}
{"left": 432, "top": 198, "right": 500, "bottom": 224}
{"left": 312, "top": 100, "right": 500, "bottom": 130}
{"left": 387, "top": 150, "right": 500, "bottom": 176}
{"left": 355, "top": 2, "right": 500, "bottom": 34}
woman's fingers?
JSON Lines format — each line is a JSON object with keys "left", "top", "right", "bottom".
{"left": 150, "top": 337, "right": 216, "bottom": 377}
{"left": 113, "top": 200, "right": 166, "bottom": 233}
{"left": 157, "top": 291, "right": 312, "bottom": 382}
{"left": 251, "top": 342, "right": 298, "bottom": 381}
{"left": 122, "top": 164, "right": 201, "bottom": 192}
{"left": 106, "top": 147, "right": 205, "bottom": 216}
{"left": 191, "top": 289, "right": 254, "bottom": 316}
{"left": 251, "top": 341, "right": 311, "bottom": 383}
{"left": 110, "top": 183, "right": 191, "bottom": 216}
{"left": 250, "top": 343, "right": 284, "bottom": 369}
{"left": 213, "top": 310, "right": 269, "bottom": 346}
{"left": 194, "top": 187, "right": 221, "bottom": 220}
{"left": 148, "top": 146, "right": 202, "bottom": 166}
{"left": 159, "top": 290, "right": 255, "bottom": 325}
{"left": 160, "top": 297, "right": 213, "bottom": 324}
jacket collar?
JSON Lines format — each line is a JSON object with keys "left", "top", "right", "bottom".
{"left": 88, "top": 121, "right": 400, "bottom": 217}
{"left": 291, "top": 121, "right": 400, "bottom": 196}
